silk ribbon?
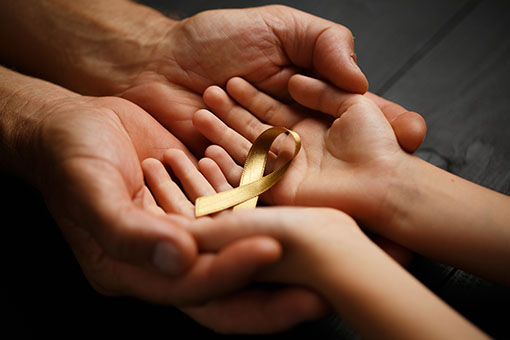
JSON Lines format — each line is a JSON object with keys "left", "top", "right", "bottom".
{"left": 195, "top": 127, "right": 301, "bottom": 217}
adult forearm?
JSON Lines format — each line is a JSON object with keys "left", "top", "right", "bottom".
{"left": 0, "top": 65, "right": 73, "bottom": 183}
{"left": 384, "top": 156, "right": 510, "bottom": 285}
{"left": 0, "top": 0, "right": 172, "bottom": 95}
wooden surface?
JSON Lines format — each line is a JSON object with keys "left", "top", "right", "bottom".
{"left": 5, "top": 0, "right": 510, "bottom": 338}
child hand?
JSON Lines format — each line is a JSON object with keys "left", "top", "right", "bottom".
{"left": 188, "top": 206, "right": 490, "bottom": 340}
{"left": 192, "top": 76, "right": 415, "bottom": 234}
{"left": 141, "top": 151, "right": 331, "bottom": 332}
{"left": 190, "top": 206, "right": 369, "bottom": 286}
{"left": 141, "top": 149, "right": 371, "bottom": 299}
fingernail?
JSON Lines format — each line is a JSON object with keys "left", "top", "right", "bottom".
{"left": 350, "top": 53, "right": 359, "bottom": 67}
{"left": 350, "top": 53, "right": 366, "bottom": 80}
{"left": 153, "top": 242, "right": 181, "bottom": 275}
{"left": 350, "top": 54, "right": 364, "bottom": 77}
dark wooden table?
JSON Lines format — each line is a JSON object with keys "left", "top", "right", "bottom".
{"left": 5, "top": 0, "right": 510, "bottom": 338}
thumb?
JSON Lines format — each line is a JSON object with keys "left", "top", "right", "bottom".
{"left": 49, "top": 159, "right": 197, "bottom": 277}
{"left": 267, "top": 6, "right": 368, "bottom": 93}
{"left": 96, "top": 206, "right": 197, "bottom": 276}
{"left": 364, "top": 92, "right": 427, "bottom": 152}
{"left": 189, "top": 208, "right": 306, "bottom": 252}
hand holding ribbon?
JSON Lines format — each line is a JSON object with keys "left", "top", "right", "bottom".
{"left": 195, "top": 127, "right": 301, "bottom": 217}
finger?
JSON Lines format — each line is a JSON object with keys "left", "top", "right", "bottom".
{"left": 188, "top": 207, "right": 355, "bottom": 252}
{"left": 266, "top": 6, "right": 367, "bottom": 93}
{"left": 120, "top": 81, "right": 210, "bottom": 155}
{"left": 219, "top": 79, "right": 303, "bottom": 160}
{"left": 142, "top": 158, "right": 195, "bottom": 218}
{"left": 140, "top": 185, "right": 166, "bottom": 216}
{"left": 226, "top": 77, "right": 305, "bottom": 127}
{"left": 189, "top": 208, "right": 295, "bottom": 251}
{"left": 364, "top": 91, "right": 407, "bottom": 121}
{"left": 59, "top": 159, "right": 197, "bottom": 276}
{"left": 197, "top": 157, "right": 233, "bottom": 193}
{"left": 163, "top": 149, "right": 216, "bottom": 202}
{"left": 289, "top": 74, "right": 363, "bottom": 118}
{"left": 290, "top": 74, "right": 425, "bottom": 152}
{"left": 182, "top": 286, "right": 329, "bottom": 334}
{"left": 203, "top": 85, "right": 272, "bottom": 142}
{"left": 83, "top": 235, "right": 283, "bottom": 306}
{"left": 204, "top": 145, "right": 243, "bottom": 187}
{"left": 202, "top": 145, "right": 281, "bottom": 207}
{"left": 195, "top": 95, "right": 284, "bottom": 163}
{"left": 391, "top": 111, "right": 427, "bottom": 153}
{"left": 193, "top": 108, "right": 252, "bottom": 164}
{"left": 365, "top": 92, "right": 427, "bottom": 153}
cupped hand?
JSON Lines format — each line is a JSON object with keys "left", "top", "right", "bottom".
{"left": 116, "top": 5, "right": 369, "bottom": 154}
{"left": 29, "top": 90, "right": 327, "bottom": 333}
{"left": 142, "top": 152, "right": 330, "bottom": 333}
{"left": 192, "top": 76, "right": 414, "bottom": 234}
{"left": 32, "top": 92, "right": 287, "bottom": 307}
{"left": 189, "top": 207, "right": 366, "bottom": 286}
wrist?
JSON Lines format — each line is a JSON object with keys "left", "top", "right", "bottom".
{"left": 335, "top": 153, "right": 418, "bottom": 236}
{"left": 362, "top": 154, "right": 424, "bottom": 238}
{"left": 0, "top": 67, "right": 75, "bottom": 185}
{"left": 0, "top": 0, "right": 177, "bottom": 96}
{"left": 64, "top": 1, "right": 178, "bottom": 96}
{"left": 372, "top": 154, "right": 510, "bottom": 284}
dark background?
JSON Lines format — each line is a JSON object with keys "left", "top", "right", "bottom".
{"left": 5, "top": 0, "right": 510, "bottom": 339}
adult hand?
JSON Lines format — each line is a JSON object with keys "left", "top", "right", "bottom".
{"left": 1, "top": 67, "right": 327, "bottom": 333}
{"left": 0, "top": 1, "right": 424, "bottom": 155}
{"left": 116, "top": 5, "right": 368, "bottom": 154}
{"left": 120, "top": 5, "right": 425, "bottom": 154}
{"left": 0, "top": 1, "right": 424, "bottom": 331}
{"left": 141, "top": 155, "right": 330, "bottom": 333}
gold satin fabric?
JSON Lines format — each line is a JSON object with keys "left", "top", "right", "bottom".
{"left": 195, "top": 127, "right": 301, "bottom": 217}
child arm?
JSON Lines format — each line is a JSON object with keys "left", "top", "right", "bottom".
{"left": 196, "top": 75, "right": 510, "bottom": 286}
{"left": 289, "top": 74, "right": 510, "bottom": 286}
{"left": 191, "top": 208, "right": 490, "bottom": 340}
{"left": 142, "top": 147, "right": 489, "bottom": 340}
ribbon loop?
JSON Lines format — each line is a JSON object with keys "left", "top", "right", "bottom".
{"left": 195, "top": 127, "right": 301, "bottom": 217}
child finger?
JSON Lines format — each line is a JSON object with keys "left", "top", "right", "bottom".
{"left": 197, "top": 157, "right": 234, "bottom": 193}
{"left": 289, "top": 74, "right": 363, "bottom": 118}
{"left": 193, "top": 109, "right": 252, "bottom": 164}
{"left": 140, "top": 186, "right": 166, "bottom": 216}
{"left": 204, "top": 84, "right": 272, "bottom": 142}
{"left": 226, "top": 77, "right": 305, "bottom": 127}
{"left": 163, "top": 149, "right": 216, "bottom": 202}
{"left": 204, "top": 145, "right": 244, "bottom": 187}
{"left": 364, "top": 91, "right": 405, "bottom": 121}
{"left": 141, "top": 158, "right": 195, "bottom": 218}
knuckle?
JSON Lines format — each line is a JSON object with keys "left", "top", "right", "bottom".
{"left": 338, "top": 94, "right": 369, "bottom": 115}
{"left": 259, "top": 101, "right": 279, "bottom": 123}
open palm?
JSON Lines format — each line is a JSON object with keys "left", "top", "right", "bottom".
{"left": 36, "top": 94, "right": 290, "bottom": 307}
{"left": 193, "top": 76, "right": 410, "bottom": 230}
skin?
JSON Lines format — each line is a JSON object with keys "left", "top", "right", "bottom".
{"left": 141, "top": 149, "right": 489, "bottom": 340}
{"left": 0, "top": 65, "right": 302, "bottom": 310}
{"left": 0, "top": 1, "right": 425, "bottom": 155}
{"left": 0, "top": 0, "right": 426, "bottom": 332}
{"left": 193, "top": 75, "right": 510, "bottom": 286}
{"left": 193, "top": 76, "right": 413, "bottom": 245}
{"left": 191, "top": 208, "right": 490, "bottom": 340}
{"left": 0, "top": 8, "right": 331, "bottom": 330}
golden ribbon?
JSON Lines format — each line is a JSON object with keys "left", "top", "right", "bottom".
{"left": 195, "top": 127, "right": 301, "bottom": 217}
